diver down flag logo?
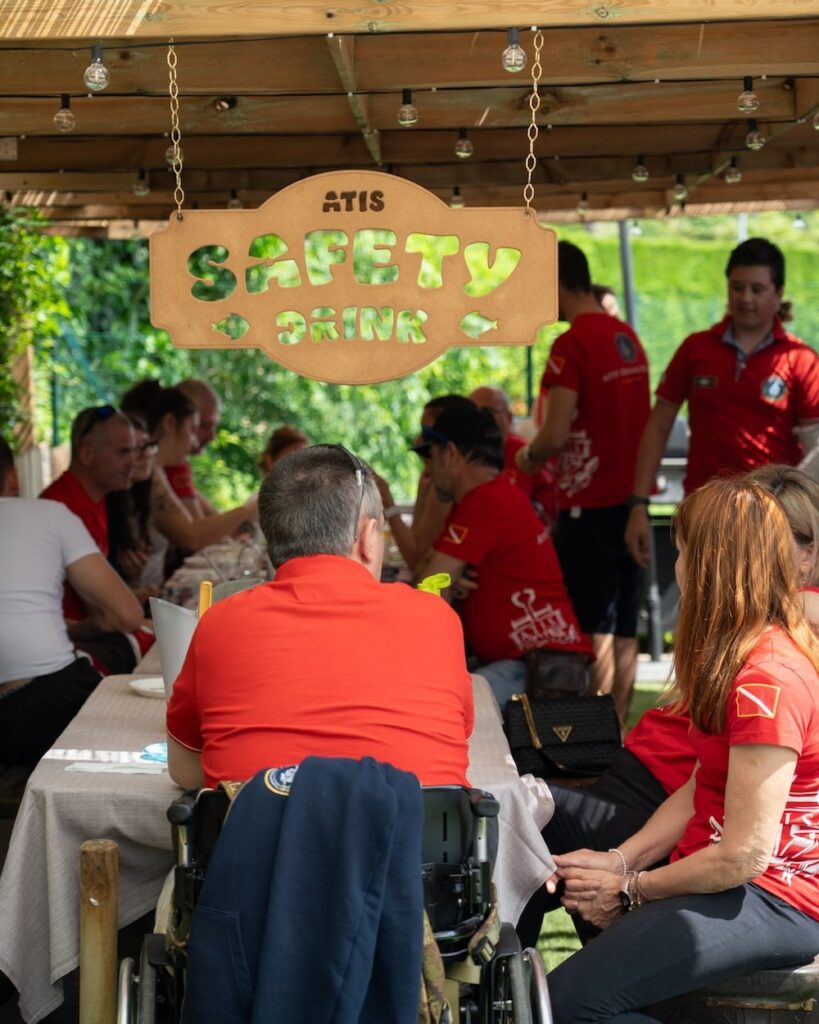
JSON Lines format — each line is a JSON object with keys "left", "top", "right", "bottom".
{"left": 736, "top": 684, "right": 781, "bottom": 719}
{"left": 552, "top": 725, "right": 573, "bottom": 743}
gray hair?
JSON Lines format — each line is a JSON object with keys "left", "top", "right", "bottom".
{"left": 259, "top": 445, "right": 381, "bottom": 568}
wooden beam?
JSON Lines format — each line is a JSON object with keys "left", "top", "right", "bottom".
{"left": 2, "top": 1, "right": 819, "bottom": 40}
{"left": 327, "top": 34, "right": 381, "bottom": 165}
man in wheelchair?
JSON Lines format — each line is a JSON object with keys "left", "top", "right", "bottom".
{"left": 127, "top": 444, "right": 551, "bottom": 1023}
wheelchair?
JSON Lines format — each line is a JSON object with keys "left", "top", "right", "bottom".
{"left": 118, "top": 783, "right": 552, "bottom": 1024}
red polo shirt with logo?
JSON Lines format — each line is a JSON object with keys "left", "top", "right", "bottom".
{"left": 539, "top": 313, "right": 650, "bottom": 509}
{"left": 672, "top": 628, "right": 819, "bottom": 920}
{"left": 167, "top": 555, "right": 474, "bottom": 789}
{"left": 657, "top": 315, "right": 819, "bottom": 494}
{"left": 41, "top": 469, "right": 108, "bottom": 620}
{"left": 434, "top": 474, "right": 592, "bottom": 664}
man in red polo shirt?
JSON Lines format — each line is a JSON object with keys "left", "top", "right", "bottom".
{"left": 515, "top": 242, "right": 650, "bottom": 722}
{"left": 41, "top": 404, "right": 141, "bottom": 673}
{"left": 626, "top": 237, "right": 819, "bottom": 567}
{"left": 166, "top": 444, "right": 473, "bottom": 790}
{"left": 416, "top": 407, "right": 592, "bottom": 711}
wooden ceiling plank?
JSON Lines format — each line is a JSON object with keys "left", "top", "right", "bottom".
{"left": 326, "top": 34, "right": 382, "bottom": 165}
{"left": 2, "top": 1, "right": 819, "bottom": 40}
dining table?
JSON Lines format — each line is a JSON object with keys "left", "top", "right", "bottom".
{"left": 0, "top": 666, "right": 554, "bottom": 1023}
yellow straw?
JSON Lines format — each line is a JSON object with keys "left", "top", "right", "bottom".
{"left": 198, "top": 580, "right": 213, "bottom": 618}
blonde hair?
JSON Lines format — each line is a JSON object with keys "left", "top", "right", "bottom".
{"left": 746, "top": 464, "right": 819, "bottom": 585}
{"left": 671, "top": 477, "right": 819, "bottom": 732}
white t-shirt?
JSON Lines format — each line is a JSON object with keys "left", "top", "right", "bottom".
{"left": 0, "top": 498, "right": 98, "bottom": 684}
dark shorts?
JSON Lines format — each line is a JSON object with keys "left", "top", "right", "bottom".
{"left": 554, "top": 503, "right": 643, "bottom": 637}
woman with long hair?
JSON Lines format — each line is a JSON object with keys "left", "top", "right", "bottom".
{"left": 548, "top": 476, "right": 819, "bottom": 1023}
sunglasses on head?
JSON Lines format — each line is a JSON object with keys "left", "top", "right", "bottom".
{"left": 78, "top": 404, "right": 118, "bottom": 440}
{"left": 313, "top": 444, "right": 368, "bottom": 543}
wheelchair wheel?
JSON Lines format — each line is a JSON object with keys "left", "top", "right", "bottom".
{"left": 522, "top": 949, "right": 553, "bottom": 1024}
{"left": 136, "top": 940, "right": 157, "bottom": 1024}
{"left": 117, "top": 957, "right": 136, "bottom": 1024}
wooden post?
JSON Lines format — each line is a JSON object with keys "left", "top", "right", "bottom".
{"left": 79, "top": 839, "right": 119, "bottom": 1024}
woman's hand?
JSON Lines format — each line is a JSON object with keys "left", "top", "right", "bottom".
{"left": 118, "top": 547, "right": 149, "bottom": 584}
{"left": 559, "top": 867, "right": 624, "bottom": 929}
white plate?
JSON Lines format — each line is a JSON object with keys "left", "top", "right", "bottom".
{"left": 129, "top": 677, "right": 167, "bottom": 700}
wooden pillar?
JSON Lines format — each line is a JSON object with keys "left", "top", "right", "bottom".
{"left": 79, "top": 839, "right": 119, "bottom": 1024}
{"left": 11, "top": 345, "right": 35, "bottom": 452}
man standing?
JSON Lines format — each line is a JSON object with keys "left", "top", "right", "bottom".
{"left": 417, "top": 407, "right": 592, "bottom": 709}
{"left": 164, "top": 378, "right": 221, "bottom": 519}
{"left": 166, "top": 444, "right": 473, "bottom": 791}
{"left": 625, "top": 237, "right": 819, "bottom": 565}
{"left": 41, "top": 405, "right": 142, "bottom": 673}
{"left": 516, "top": 241, "right": 650, "bottom": 722}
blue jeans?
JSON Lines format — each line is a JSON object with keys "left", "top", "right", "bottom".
{"left": 549, "top": 883, "right": 819, "bottom": 1023}
{"left": 476, "top": 658, "right": 527, "bottom": 709}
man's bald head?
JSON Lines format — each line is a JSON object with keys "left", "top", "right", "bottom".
{"left": 177, "top": 379, "right": 220, "bottom": 453}
{"left": 468, "top": 386, "right": 513, "bottom": 436}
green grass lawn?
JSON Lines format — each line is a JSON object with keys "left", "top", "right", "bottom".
{"left": 534, "top": 682, "right": 666, "bottom": 970}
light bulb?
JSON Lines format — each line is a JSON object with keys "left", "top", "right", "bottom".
{"left": 83, "top": 45, "right": 110, "bottom": 92}
{"left": 576, "top": 192, "right": 590, "bottom": 214}
{"left": 53, "top": 95, "right": 75, "bottom": 133}
{"left": 745, "top": 120, "right": 765, "bottom": 150}
{"left": 132, "top": 169, "right": 150, "bottom": 197}
{"left": 631, "top": 155, "right": 649, "bottom": 183}
{"left": 450, "top": 186, "right": 464, "bottom": 209}
{"left": 397, "top": 89, "right": 418, "bottom": 127}
{"left": 794, "top": 214, "right": 807, "bottom": 230}
{"left": 724, "top": 158, "right": 742, "bottom": 185}
{"left": 501, "top": 28, "right": 527, "bottom": 73}
{"left": 213, "top": 96, "right": 237, "bottom": 113}
{"left": 672, "top": 175, "right": 688, "bottom": 202}
{"left": 165, "top": 144, "right": 183, "bottom": 165}
{"left": 454, "top": 128, "right": 473, "bottom": 159}
{"left": 630, "top": 223, "right": 642, "bottom": 236}
{"left": 227, "top": 189, "right": 243, "bottom": 210}
{"left": 813, "top": 111, "right": 819, "bottom": 131}
{"left": 737, "top": 76, "right": 758, "bottom": 114}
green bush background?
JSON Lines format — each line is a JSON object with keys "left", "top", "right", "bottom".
{"left": 4, "top": 208, "right": 817, "bottom": 505}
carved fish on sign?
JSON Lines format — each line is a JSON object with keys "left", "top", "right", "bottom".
{"left": 150, "top": 170, "right": 558, "bottom": 385}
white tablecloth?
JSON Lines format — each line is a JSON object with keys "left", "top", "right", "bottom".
{"left": 0, "top": 673, "right": 554, "bottom": 1023}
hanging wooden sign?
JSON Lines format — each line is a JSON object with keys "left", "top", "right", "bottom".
{"left": 150, "top": 170, "right": 557, "bottom": 385}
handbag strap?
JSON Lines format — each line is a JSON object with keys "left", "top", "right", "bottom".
{"left": 510, "top": 693, "right": 543, "bottom": 751}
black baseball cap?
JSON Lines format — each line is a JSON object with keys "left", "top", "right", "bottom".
{"left": 414, "top": 407, "right": 504, "bottom": 469}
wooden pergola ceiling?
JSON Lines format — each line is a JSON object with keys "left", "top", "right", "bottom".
{"left": 0, "top": 2, "right": 818, "bottom": 235}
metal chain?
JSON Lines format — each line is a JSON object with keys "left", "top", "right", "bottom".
{"left": 167, "top": 39, "right": 185, "bottom": 220}
{"left": 523, "top": 29, "right": 544, "bottom": 213}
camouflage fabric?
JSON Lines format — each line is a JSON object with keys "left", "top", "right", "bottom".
{"left": 419, "top": 910, "right": 449, "bottom": 1024}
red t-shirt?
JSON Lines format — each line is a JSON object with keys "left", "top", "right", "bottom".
{"left": 625, "top": 706, "right": 695, "bottom": 796}
{"left": 539, "top": 313, "right": 650, "bottom": 509}
{"left": 433, "top": 475, "right": 592, "bottom": 663}
{"left": 164, "top": 462, "right": 197, "bottom": 500}
{"left": 41, "top": 470, "right": 108, "bottom": 620}
{"left": 657, "top": 316, "right": 819, "bottom": 494}
{"left": 672, "top": 628, "right": 819, "bottom": 920}
{"left": 167, "top": 555, "right": 474, "bottom": 789}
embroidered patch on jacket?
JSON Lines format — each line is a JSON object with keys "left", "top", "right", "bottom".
{"left": 446, "top": 524, "right": 469, "bottom": 545}
{"left": 263, "top": 765, "right": 299, "bottom": 796}
{"left": 693, "top": 375, "right": 718, "bottom": 389}
{"left": 760, "top": 375, "right": 787, "bottom": 403}
{"left": 547, "top": 354, "right": 565, "bottom": 376}
{"left": 736, "top": 684, "right": 781, "bottom": 719}
{"left": 615, "top": 332, "right": 637, "bottom": 363}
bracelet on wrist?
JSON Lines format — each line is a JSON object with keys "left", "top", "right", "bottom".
{"left": 634, "top": 870, "right": 648, "bottom": 905}
{"left": 626, "top": 494, "right": 650, "bottom": 509}
{"left": 608, "top": 847, "right": 628, "bottom": 876}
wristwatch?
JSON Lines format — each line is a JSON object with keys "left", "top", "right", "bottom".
{"left": 626, "top": 494, "right": 650, "bottom": 510}
{"left": 618, "top": 872, "right": 638, "bottom": 912}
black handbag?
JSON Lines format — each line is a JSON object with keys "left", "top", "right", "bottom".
{"left": 505, "top": 692, "right": 622, "bottom": 779}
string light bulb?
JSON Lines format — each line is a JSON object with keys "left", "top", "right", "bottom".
{"left": 397, "top": 89, "right": 419, "bottom": 127}
{"left": 724, "top": 157, "right": 742, "bottom": 185}
{"left": 227, "top": 188, "right": 243, "bottom": 210}
{"left": 132, "top": 168, "right": 150, "bottom": 197}
{"left": 745, "top": 119, "right": 765, "bottom": 150}
{"left": 794, "top": 213, "right": 807, "bottom": 230}
{"left": 83, "top": 44, "right": 110, "bottom": 93}
{"left": 454, "top": 128, "right": 474, "bottom": 159}
{"left": 501, "top": 28, "right": 527, "bottom": 73}
{"left": 737, "top": 76, "right": 758, "bottom": 114}
{"left": 813, "top": 111, "right": 819, "bottom": 131}
{"left": 450, "top": 186, "right": 464, "bottom": 209}
{"left": 576, "top": 192, "right": 590, "bottom": 214}
{"left": 213, "top": 96, "right": 237, "bottom": 113}
{"left": 631, "top": 155, "right": 650, "bottom": 183}
{"left": 53, "top": 95, "right": 75, "bottom": 133}
{"left": 672, "top": 174, "right": 688, "bottom": 202}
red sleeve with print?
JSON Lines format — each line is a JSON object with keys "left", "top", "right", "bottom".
{"left": 656, "top": 337, "right": 693, "bottom": 406}
{"left": 434, "top": 489, "right": 501, "bottom": 567}
{"left": 725, "top": 661, "right": 811, "bottom": 755}
{"left": 540, "top": 329, "right": 583, "bottom": 393}
{"left": 792, "top": 346, "right": 819, "bottom": 424}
